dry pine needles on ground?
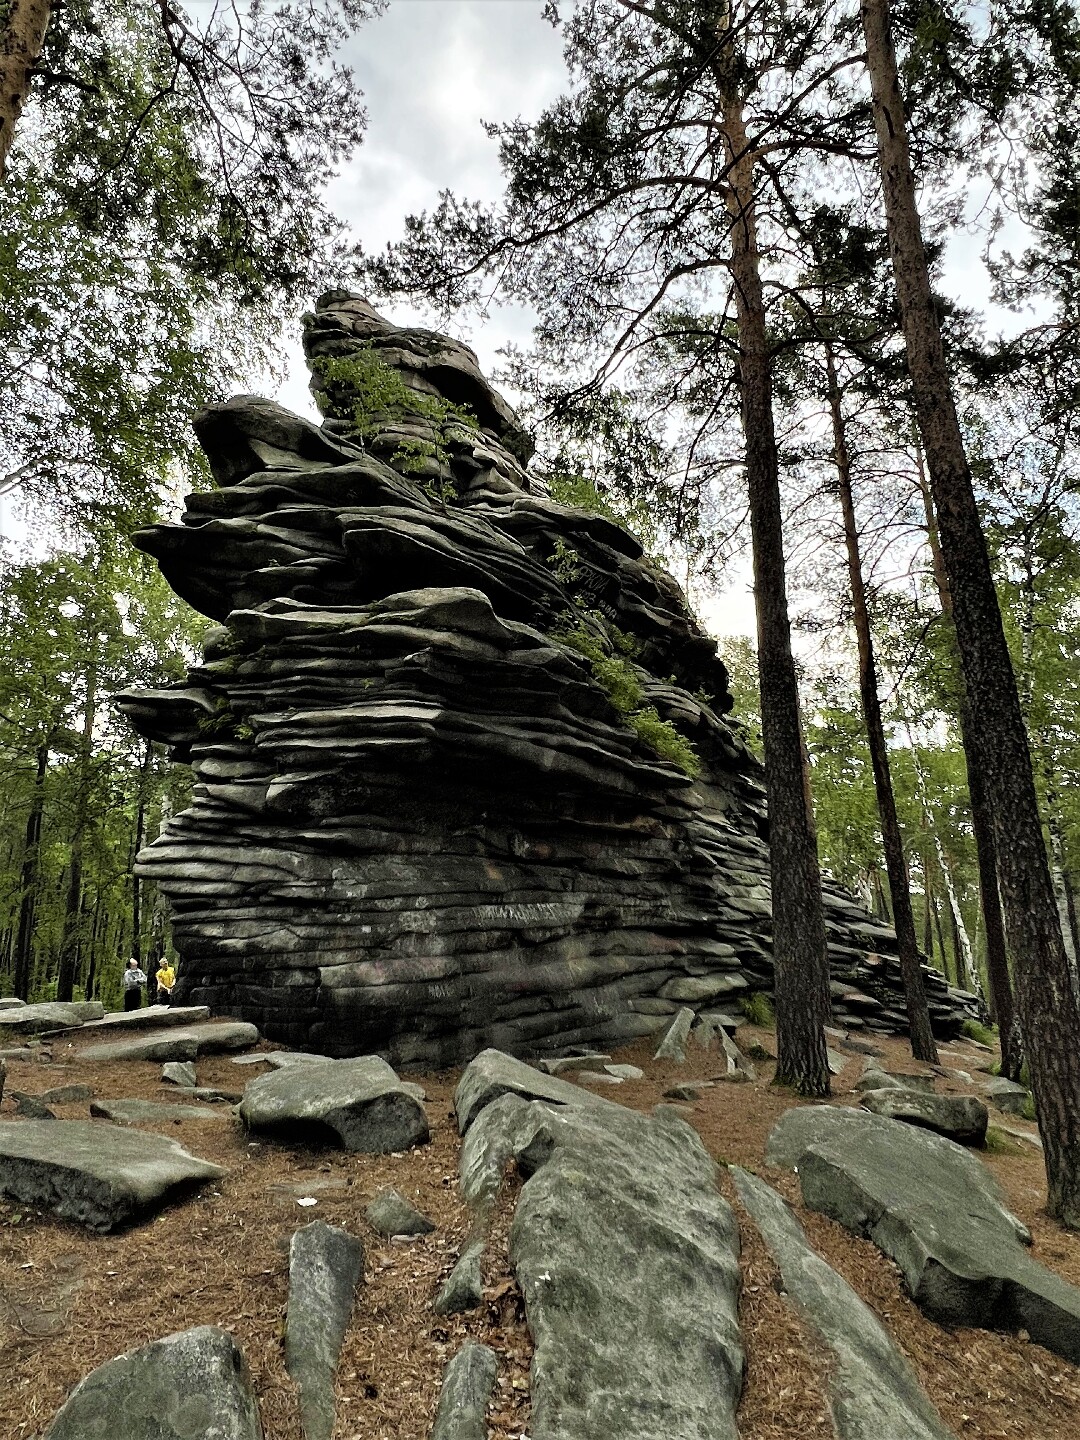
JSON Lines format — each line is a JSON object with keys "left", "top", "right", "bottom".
{"left": 0, "top": 1026, "right": 1078, "bottom": 1438}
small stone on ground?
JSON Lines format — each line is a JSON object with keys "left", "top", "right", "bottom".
{"left": 430, "top": 1341, "right": 497, "bottom": 1440}
{"left": 365, "top": 1187, "right": 435, "bottom": 1236}
{"left": 435, "top": 1240, "right": 485, "bottom": 1315}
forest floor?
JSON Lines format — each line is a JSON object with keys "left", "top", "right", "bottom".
{"left": 1, "top": 1022, "right": 1079, "bottom": 1440}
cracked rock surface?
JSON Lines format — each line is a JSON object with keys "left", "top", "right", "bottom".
{"left": 457, "top": 1050, "right": 743, "bottom": 1440}
{"left": 767, "top": 1105, "right": 1080, "bottom": 1363}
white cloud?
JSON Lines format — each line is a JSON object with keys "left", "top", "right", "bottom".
{"left": 274, "top": 0, "right": 568, "bottom": 417}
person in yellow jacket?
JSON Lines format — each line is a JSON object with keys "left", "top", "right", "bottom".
{"left": 155, "top": 961, "right": 176, "bottom": 1007}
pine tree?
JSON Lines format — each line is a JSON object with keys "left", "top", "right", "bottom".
{"left": 369, "top": 0, "right": 853, "bottom": 1093}
{"left": 861, "top": 0, "right": 1080, "bottom": 1226}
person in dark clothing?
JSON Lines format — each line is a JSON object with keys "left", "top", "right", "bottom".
{"left": 122, "top": 958, "right": 147, "bottom": 1011}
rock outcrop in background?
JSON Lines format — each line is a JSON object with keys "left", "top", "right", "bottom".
{"left": 117, "top": 293, "right": 979, "bottom": 1064}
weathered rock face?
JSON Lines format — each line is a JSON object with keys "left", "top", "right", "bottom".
{"left": 118, "top": 292, "right": 980, "bottom": 1063}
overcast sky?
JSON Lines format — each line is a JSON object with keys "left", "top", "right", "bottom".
{"left": 270, "top": 0, "right": 1024, "bottom": 638}
{"left": 2, "top": 1, "right": 1029, "bottom": 637}
{"left": 275, "top": 0, "right": 569, "bottom": 416}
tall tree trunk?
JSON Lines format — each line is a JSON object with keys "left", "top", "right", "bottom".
{"left": 1043, "top": 772, "right": 1080, "bottom": 998}
{"left": 13, "top": 742, "right": 48, "bottom": 1000}
{"left": 917, "top": 460, "right": 1018, "bottom": 1072}
{"left": 84, "top": 887, "right": 102, "bottom": 1001}
{"left": 130, "top": 739, "right": 153, "bottom": 967}
{"left": 827, "top": 348, "right": 938, "bottom": 1060}
{"left": 863, "top": 0, "right": 1080, "bottom": 1224}
{"left": 932, "top": 892, "right": 951, "bottom": 984}
{"left": 722, "top": 86, "right": 830, "bottom": 1095}
{"left": 0, "top": 0, "right": 50, "bottom": 181}
{"left": 56, "top": 663, "right": 97, "bottom": 1002}
{"left": 910, "top": 733, "right": 982, "bottom": 1000}
{"left": 922, "top": 850, "right": 935, "bottom": 963}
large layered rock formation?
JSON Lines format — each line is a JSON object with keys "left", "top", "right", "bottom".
{"left": 117, "top": 293, "right": 979, "bottom": 1064}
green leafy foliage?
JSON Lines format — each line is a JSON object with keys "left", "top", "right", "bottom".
{"left": 550, "top": 613, "right": 701, "bottom": 777}
{"left": 312, "top": 347, "right": 476, "bottom": 500}
{"left": 2, "top": 0, "right": 383, "bottom": 535}
{"left": 547, "top": 536, "right": 583, "bottom": 585}
{"left": 547, "top": 472, "right": 622, "bottom": 523}
{"left": 628, "top": 706, "right": 701, "bottom": 778}
{"left": 0, "top": 545, "right": 201, "bottom": 1002}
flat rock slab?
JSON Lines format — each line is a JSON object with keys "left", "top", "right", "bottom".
{"left": 733, "top": 1168, "right": 955, "bottom": 1440}
{"left": 39, "top": 1084, "right": 94, "bottom": 1105}
{"left": 286, "top": 1221, "right": 364, "bottom": 1440}
{"left": 653, "top": 1006, "right": 695, "bottom": 1062}
{"left": 78, "top": 1021, "right": 260, "bottom": 1064}
{"left": 767, "top": 1105, "right": 1080, "bottom": 1364}
{"left": 90, "top": 1099, "right": 227, "bottom": 1125}
{"left": 76, "top": 1005, "right": 211, "bottom": 1035}
{"left": 240, "top": 1056, "right": 429, "bottom": 1153}
{"left": 457, "top": 1050, "right": 743, "bottom": 1440}
{"left": 853, "top": 1071, "right": 908, "bottom": 1093}
{"left": 176, "top": 1086, "right": 243, "bottom": 1104}
{"left": 605, "top": 1063, "right": 644, "bottom": 1080}
{"left": 538, "top": 1053, "right": 612, "bottom": 1074}
{"left": 431, "top": 1341, "right": 497, "bottom": 1440}
{"left": 44, "top": 1325, "right": 261, "bottom": 1439}
{"left": 0, "top": 1119, "right": 225, "bottom": 1232}
{"left": 0, "top": 1001, "right": 104, "bottom": 1037}
{"left": 454, "top": 1047, "right": 614, "bottom": 1133}
{"left": 0, "top": 997, "right": 26, "bottom": 1009}
{"left": 859, "top": 1089, "right": 988, "bottom": 1146}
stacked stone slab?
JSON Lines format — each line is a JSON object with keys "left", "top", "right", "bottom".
{"left": 117, "top": 292, "right": 980, "bottom": 1063}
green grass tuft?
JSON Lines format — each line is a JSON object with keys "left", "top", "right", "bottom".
{"left": 629, "top": 706, "right": 701, "bottom": 777}
{"left": 984, "top": 1126, "right": 1024, "bottom": 1155}
{"left": 961, "top": 1018, "right": 998, "bottom": 1048}
{"left": 741, "top": 992, "right": 776, "bottom": 1028}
